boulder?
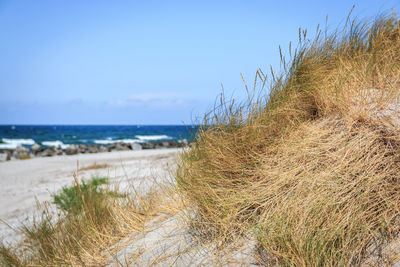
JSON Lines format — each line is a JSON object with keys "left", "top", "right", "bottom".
{"left": 108, "top": 143, "right": 117, "bottom": 150}
{"left": 78, "top": 144, "right": 87, "bottom": 153}
{"left": 30, "top": 144, "right": 41, "bottom": 155}
{"left": 87, "top": 146, "right": 99, "bottom": 153}
{"left": 65, "top": 145, "right": 79, "bottom": 155}
{"left": 114, "top": 143, "right": 130, "bottom": 151}
{"left": 168, "top": 141, "right": 178, "bottom": 148}
{"left": 16, "top": 145, "right": 28, "bottom": 154}
{"left": 98, "top": 145, "right": 108, "bottom": 152}
{"left": 162, "top": 141, "right": 170, "bottom": 148}
{"left": 40, "top": 148, "right": 56, "bottom": 157}
{"left": 155, "top": 142, "right": 167, "bottom": 149}
{"left": 142, "top": 142, "right": 156, "bottom": 149}
{"left": 15, "top": 145, "right": 30, "bottom": 159}
{"left": 16, "top": 152, "right": 30, "bottom": 159}
{"left": 130, "top": 143, "right": 142, "bottom": 151}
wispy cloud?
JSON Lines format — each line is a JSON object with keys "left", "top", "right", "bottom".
{"left": 108, "top": 93, "right": 188, "bottom": 108}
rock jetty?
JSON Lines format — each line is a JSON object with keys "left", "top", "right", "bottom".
{"left": 0, "top": 140, "right": 188, "bottom": 161}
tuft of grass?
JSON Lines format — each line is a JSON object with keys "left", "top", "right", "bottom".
{"left": 0, "top": 175, "right": 164, "bottom": 266}
{"left": 52, "top": 176, "right": 109, "bottom": 214}
{"left": 177, "top": 11, "right": 400, "bottom": 266}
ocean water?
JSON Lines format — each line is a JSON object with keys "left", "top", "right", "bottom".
{"left": 0, "top": 125, "right": 199, "bottom": 149}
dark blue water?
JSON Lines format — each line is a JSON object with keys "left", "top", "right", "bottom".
{"left": 0, "top": 125, "right": 199, "bottom": 149}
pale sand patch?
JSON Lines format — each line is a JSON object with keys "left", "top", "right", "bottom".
{"left": 0, "top": 148, "right": 179, "bottom": 245}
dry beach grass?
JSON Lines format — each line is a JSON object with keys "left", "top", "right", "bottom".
{"left": 176, "top": 12, "right": 400, "bottom": 266}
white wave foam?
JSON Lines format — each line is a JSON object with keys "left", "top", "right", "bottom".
{"left": 94, "top": 139, "right": 142, "bottom": 145}
{"left": 135, "top": 135, "right": 171, "bottom": 141}
{"left": 94, "top": 140, "right": 115, "bottom": 145}
{"left": 42, "top": 141, "right": 70, "bottom": 149}
{"left": 120, "top": 139, "right": 144, "bottom": 144}
{"left": 95, "top": 135, "right": 171, "bottom": 145}
{"left": 0, "top": 143, "right": 20, "bottom": 149}
{"left": 2, "top": 138, "right": 35, "bottom": 145}
{"left": 0, "top": 138, "right": 35, "bottom": 149}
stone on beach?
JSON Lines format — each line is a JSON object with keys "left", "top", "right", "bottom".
{"left": 40, "top": 148, "right": 56, "bottom": 157}
{"left": 65, "top": 145, "right": 79, "bottom": 155}
{"left": 30, "top": 144, "right": 41, "bottom": 155}
{"left": 87, "top": 145, "right": 99, "bottom": 153}
{"left": 0, "top": 140, "right": 188, "bottom": 161}
{"left": 15, "top": 145, "right": 29, "bottom": 159}
{"left": 114, "top": 143, "right": 131, "bottom": 151}
{"left": 15, "top": 145, "right": 28, "bottom": 154}
{"left": 130, "top": 143, "right": 142, "bottom": 151}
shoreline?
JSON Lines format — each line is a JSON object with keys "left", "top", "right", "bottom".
{"left": 0, "top": 140, "right": 188, "bottom": 161}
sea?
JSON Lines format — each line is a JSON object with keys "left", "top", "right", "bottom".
{"left": 0, "top": 125, "right": 199, "bottom": 149}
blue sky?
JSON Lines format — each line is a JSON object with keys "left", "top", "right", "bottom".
{"left": 0, "top": 0, "right": 399, "bottom": 125}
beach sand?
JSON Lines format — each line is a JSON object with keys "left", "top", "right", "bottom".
{"left": 0, "top": 148, "right": 179, "bottom": 245}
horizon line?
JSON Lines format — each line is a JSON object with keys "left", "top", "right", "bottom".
{"left": 0, "top": 123, "right": 200, "bottom": 126}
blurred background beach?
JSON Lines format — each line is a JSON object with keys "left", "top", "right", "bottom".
{"left": 1, "top": 1, "right": 400, "bottom": 263}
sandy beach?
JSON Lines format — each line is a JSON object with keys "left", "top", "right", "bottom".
{"left": 0, "top": 148, "right": 179, "bottom": 244}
